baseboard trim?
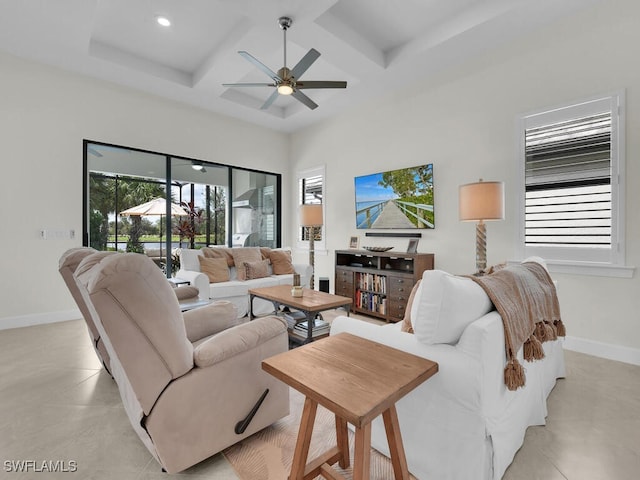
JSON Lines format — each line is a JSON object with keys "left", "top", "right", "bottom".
{"left": 564, "top": 335, "right": 640, "bottom": 366}
{"left": 0, "top": 309, "right": 81, "bottom": 331}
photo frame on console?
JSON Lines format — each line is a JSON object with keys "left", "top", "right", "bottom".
{"left": 349, "top": 236, "right": 359, "bottom": 249}
{"left": 406, "top": 238, "right": 419, "bottom": 253}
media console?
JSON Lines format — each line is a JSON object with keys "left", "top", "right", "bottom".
{"left": 334, "top": 249, "right": 434, "bottom": 323}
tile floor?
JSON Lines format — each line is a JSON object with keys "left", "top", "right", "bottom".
{"left": 0, "top": 317, "right": 639, "bottom": 479}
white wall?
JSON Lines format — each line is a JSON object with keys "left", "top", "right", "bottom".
{"left": 0, "top": 51, "right": 289, "bottom": 323}
{"left": 289, "top": 0, "right": 640, "bottom": 357}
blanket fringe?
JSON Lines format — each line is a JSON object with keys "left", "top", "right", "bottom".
{"left": 523, "top": 334, "right": 545, "bottom": 362}
{"left": 534, "top": 322, "right": 547, "bottom": 343}
{"left": 554, "top": 319, "right": 566, "bottom": 337}
{"left": 544, "top": 321, "right": 557, "bottom": 341}
{"left": 504, "top": 359, "right": 525, "bottom": 391}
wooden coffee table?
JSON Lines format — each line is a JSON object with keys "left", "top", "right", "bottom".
{"left": 262, "top": 332, "right": 439, "bottom": 480}
{"left": 249, "top": 285, "right": 352, "bottom": 344}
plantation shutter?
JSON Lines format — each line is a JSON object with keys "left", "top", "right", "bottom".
{"left": 525, "top": 113, "right": 611, "bottom": 189}
{"left": 301, "top": 175, "right": 323, "bottom": 205}
{"left": 524, "top": 112, "right": 612, "bottom": 247}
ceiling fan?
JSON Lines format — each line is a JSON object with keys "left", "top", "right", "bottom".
{"left": 223, "top": 16, "right": 347, "bottom": 111}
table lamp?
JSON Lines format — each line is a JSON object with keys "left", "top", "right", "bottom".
{"left": 458, "top": 179, "right": 505, "bottom": 275}
{"left": 300, "top": 204, "right": 323, "bottom": 290}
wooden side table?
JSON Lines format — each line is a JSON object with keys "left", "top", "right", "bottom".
{"left": 262, "top": 333, "right": 438, "bottom": 479}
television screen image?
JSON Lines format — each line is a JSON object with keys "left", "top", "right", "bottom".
{"left": 354, "top": 164, "right": 434, "bottom": 229}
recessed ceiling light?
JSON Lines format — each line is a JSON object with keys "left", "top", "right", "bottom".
{"left": 156, "top": 15, "right": 171, "bottom": 27}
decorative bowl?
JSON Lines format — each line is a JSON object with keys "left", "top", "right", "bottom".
{"left": 362, "top": 246, "right": 393, "bottom": 252}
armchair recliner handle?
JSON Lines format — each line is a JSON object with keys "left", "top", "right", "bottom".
{"left": 235, "top": 389, "right": 269, "bottom": 435}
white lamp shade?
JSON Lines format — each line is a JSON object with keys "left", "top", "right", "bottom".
{"left": 459, "top": 181, "right": 505, "bottom": 221}
{"left": 300, "top": 204, "right": 323, "bottom": 226}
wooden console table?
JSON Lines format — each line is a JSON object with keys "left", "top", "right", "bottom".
{"left": 262, "top": 333, "right": 439, "bottom": 479}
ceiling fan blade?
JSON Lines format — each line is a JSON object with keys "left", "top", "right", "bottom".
{"left": 296, "top": 81, "right": 347, "bottom": 89}
{"left": 260, "top": 90, "right": 280, "bottom": 110}
{"left": 290, "top": 48, "right": 321, "bottom": 80}
{"left": 292, "top": 90, "right": 318, "bottom": 110}
{"left": 238, "top": 51, "right": 281, "bottom": 82}
{"left": 222, "top": 83, "right": 275, "bottom": 87}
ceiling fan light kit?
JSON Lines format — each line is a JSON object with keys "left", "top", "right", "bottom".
{"left": 277, "top": 84, "right": 293, "bottom": 95}
{"left": 223, "top": 16, "right": 347, "bottom": 110}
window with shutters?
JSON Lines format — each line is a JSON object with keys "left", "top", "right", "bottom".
{"left": 296, "top": 166, "right": 325, "bottom": 251}
{"left": 517, "top": 93, "right": 628, "bottom": 273}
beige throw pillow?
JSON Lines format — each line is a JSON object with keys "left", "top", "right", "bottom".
{"left": 269, "top": 249, "right": 296, "bottom": 275}
{"left": 202, "top": 247, "right": 235, "bottom": 267}
{"left": 401, "top": 280, "right": 421, "bottom": 334}
{"left": 260, "top": 247, "right": 272, "bottom": 260}
{"left": 232, "top": 247, "right": 263, "bottom": 280}
{"left": 198, "top": 257, "right": 230, "bottom": 283}
{"left": 173, "top": 285, "right": 199, "bottom": 300}
{"left": 243, "top": 259, "right": 270, "bottom": 280}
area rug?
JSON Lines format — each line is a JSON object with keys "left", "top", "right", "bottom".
{"left": 223, "top": 389, "right": 416, "bottom": 480}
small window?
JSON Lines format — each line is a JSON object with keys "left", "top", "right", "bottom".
{"left": 518, "top": 93, "right": 625, "bottom": 267}
{"left": 296, "top": 166, "right": 325, "bottom": 250}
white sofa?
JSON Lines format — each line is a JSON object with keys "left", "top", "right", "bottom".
{"left": 175, "top": 247, "right": 312, "bottom": 318}
{"left": 330, "top": 263, "right": 566, "bottom": 480}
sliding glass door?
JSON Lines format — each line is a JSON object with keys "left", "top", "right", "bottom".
{"left": 170, "top": 156, "right": 228, "bottom": 250}
{"left": 84, "top": 140, "right": 281, "bottom": 276}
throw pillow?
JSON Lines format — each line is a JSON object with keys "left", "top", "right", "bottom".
{"left": 232, "top": 247, "right": 262, "bottom": 280}
{"left": 410, "top": 270, "right": 493, "bottom": 345}
{"left": 198, "top": 257, "right": 230, "bottom": 283}
{"left": 173, "top": 285, "right": 199, "bottom": 300}
{"left": 400, "top": 279, "right": 421, "bottom": 334}
{"left": 202, "top": 246, "right": 235, "bottom": 267}
{"left": 269, "top": 249, "right": 296, "bottom": 275}
{"left": 243, "top": 259, "right": 270, "bottom": 280}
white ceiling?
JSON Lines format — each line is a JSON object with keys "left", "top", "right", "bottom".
{"left": 0, "top": 0, "right": 601, "bottom": 133}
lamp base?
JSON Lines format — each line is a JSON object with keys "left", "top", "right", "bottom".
{"left": 475, "top": 220, "right": 487, "bottom": 275}
{"left": 308, "top": 226, "right": 315, "bottom": 290}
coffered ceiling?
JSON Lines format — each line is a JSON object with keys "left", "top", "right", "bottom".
{"left": 0, "top": 0, "right": 600, "bottom": 133}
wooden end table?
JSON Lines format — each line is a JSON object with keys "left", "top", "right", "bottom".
{"left": 262, "top": 332, "right": 438, "bottom": 479}
{"left": 249, "top": 285, "right": 352, "bottom": 344}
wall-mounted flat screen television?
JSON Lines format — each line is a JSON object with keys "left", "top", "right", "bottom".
{"left": 354, "top": 164, "right": 434, "bottom": 229}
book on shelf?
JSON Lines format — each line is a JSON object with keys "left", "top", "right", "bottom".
{"left": 294, "top": 318, "right": 329, "bottom": 331}
{"left": 283, "top": 310, "right": 307, "bottom": 328}
{"left": 293, "top": 318, "right": 330, "bottom": 337}
{"left": 355, "top": 272, "right": 386, "bottom": 294}
{"left": 293, "top": 327, "right": 330, "bottom": 338}
{"left": 354, "top": 290, "right": 386, "bottom": 314}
